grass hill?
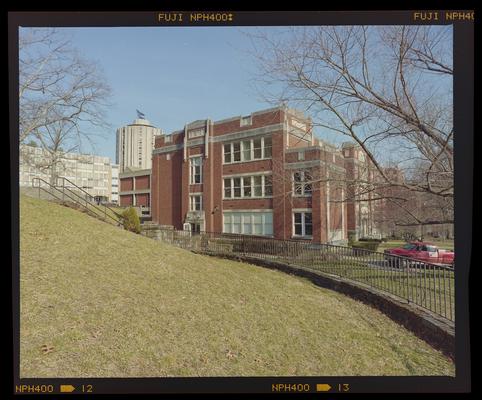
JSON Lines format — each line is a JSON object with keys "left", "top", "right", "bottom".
{"left": 19, "top": 195, "right": 454, "bottom": 377}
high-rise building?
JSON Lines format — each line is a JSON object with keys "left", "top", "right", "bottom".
{"left": 19, "top": 144, "right": 118, "bottom": 202}
{"left": 111, "top": 164, "right": 119, "bottom": 204}
{"left": 115, "top": 117, "right": 162, "bottom": 173}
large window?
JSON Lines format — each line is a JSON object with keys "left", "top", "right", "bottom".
{"left": 189, "top": 157, "right": 202, "bottom": 184}
{"left": 189, "top": 194, "right": 202, "bottom": 211}
{"left": 293, "top": 171, "right": 313, "bottom": 196}
{"left": 223, "top": 211, "right": 273, "bottom": 236}
{"left": 223, "top": 136, "right": 272, "bottom": 164}
{"left": 293, "top": 211, "right": 313, "bottom": 237}
{"left": 223, "top": 174, "right": 273, "bottom": 199}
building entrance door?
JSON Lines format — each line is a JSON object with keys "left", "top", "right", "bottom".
{"left": 191, "top": 223, "right": 201, "bottom": 234}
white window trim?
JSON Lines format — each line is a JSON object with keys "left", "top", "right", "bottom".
{"left": 189, "top": 194, "right": 203, "bottom": 211}
{"left": 189, "top": 156, "right": 203, "bottom": 185}
{"left": 222, "top": 174, "right": 273, "bottom": 200}
{"left": 222, "top": 210, "right": 274, "bottom": 236}
{"left": 293, "top": 171, "right": 313, "bottom": 197}
{"left": 240, "top": 116, "right": 252, "bottom": 127}
{"left": 222, "top": 136, "right": 272, "bottom": 165}
{"left": 292, "top": 210, "right": 313, "bottom": 238}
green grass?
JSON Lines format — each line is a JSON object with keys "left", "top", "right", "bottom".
{"left": 264, "top": 251, "right": 455, "bottom": 321}
{"left": 19, "top": 195, "right": 455, "bottom": 377}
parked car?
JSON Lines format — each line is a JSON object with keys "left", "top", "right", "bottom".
{"left": 384, "top": 241, "right": 454, "bottom": 266}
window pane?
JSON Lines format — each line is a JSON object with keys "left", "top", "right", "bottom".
{"left": 233, "top": 142, "right": 241, "bottom": 162}
{"left": 242, "top": 141, "right": 251, "bottom": 161}
{"left": 294, "top": 223, "right": 302, "bottom": 235}
{"left": 233, "top": 178, "right": 241, "bottom": 197}
{"left": 294, "top": 213, "right": 302, "bottom": 223}
{"left": 304, "top": 213, "right": 313, "bottom": 236}
{"left": 224, "top": 178, "right": 232, "bottom": 198}
{"left": 242, "top": 214, "right": 252, "bottom": 234}
{"left": 253, "top": 139, "right": 262, "bottom": 159}
{"left": 264, "top": 137, "right": 272, "bottom": 158}
{"left": 304, "top": 172, "right": 313, "bottom": 194}
{"left": 224, "top": 144, "right": 231, "bottom": 163}
{"left": 253, "top": 176, "right": 262, "bottom": 196}
{"left": 253, "top": 214, "right": 262, "bottom": 224}
{"left": 253, "top": 224, "right": 263, "bottom": 235}
{"left": 264, "top": 222, "right": 273, "bottom": 235}
{"left": 195, "top": 166, "right": 201, "bottom": 183}
{"left": 264, "top": 175, "right": 273, "bottom": 196}
{"left": 243, "top": 177, "right": 251, "bottom": 197}
{"left": 264, "top": 212, "right": 273, "bottom": 224}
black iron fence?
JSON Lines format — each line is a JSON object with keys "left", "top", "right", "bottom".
{"left": 146, "top": 228, "right": 455, "bottom": 323}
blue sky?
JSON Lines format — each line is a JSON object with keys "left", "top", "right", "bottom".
{"left": 54, "top": 27, "right": 284, "bottom": 161}
{"left": 21, "top": 26, "right": 452, "bottom": 165}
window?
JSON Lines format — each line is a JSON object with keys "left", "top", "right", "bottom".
{"left": 223, "top": 136, "right": 273, "bottom": 164}
{"left": 223, "top": 211, "right": 273, "bottom": 236}
{"left": 264, "top": 175, "right": 273, "bottom": 196}
{"left": 189, "top": 157, "right": 202, "bottom": 184}
{"left": 189, "top": 128, "right": 205, "bottom": 139}
{"left": 233, "top": 177, "right": 241, "bottom": 198}
{"left": 190, "top": 195, "right": 202, "bottom": 211}
{"left": 224, "top": 144, "right": 231, "bottom": 163}
{"left": 232, "top": 213, "right": 242, "bottom": 233}
{"left": 243, "top": 177, "right": 251, "bottom": 197}
{"left": 224, "top": 178, "right": 232, "bottom": 198}
{"left": 293, "top": 171, "right": 312, "bottom": 196}
{"left": 165, "top": 135, "right": 172, "bottom": 143}
{"left": 233, "top": 142, "right": 241, "bottom": 162}
{"left": 223, "top": 175, "right": 273, "bottom": 199}
{"left": 240, "top": 116, "right": 252, "bottom": 126}
{"left": 253, "top": 175, "right": 262, "bottom": 196}
{"left": 243, "top": 214, "right": 252, "bottom": 234}
{"left": 242, "top": 140, "right": 251, "bottom": 161}
{"left": 253, "top": 138, "right": 262, "bottom": 159}
{"left": 263, "top": 137, "right": 272, "bottom": 158}
{"left": 293, "top": 212, "right": 313, "bottom": 237}
{"left": 223, "top": 213, "right": 231, "bottom": 233}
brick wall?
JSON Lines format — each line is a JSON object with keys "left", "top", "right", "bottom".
{"left": 120, "top": 177, "right": 133, "bottom": 191}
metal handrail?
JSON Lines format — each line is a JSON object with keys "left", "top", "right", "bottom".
{"left": 55, "top": 176, "right": 124, "bottom": 220}
{"left": 147, "top": 227, "right": 455, "bottom": 322}
{"left": 32, "top": 177, "right": 122, "bottom": 225}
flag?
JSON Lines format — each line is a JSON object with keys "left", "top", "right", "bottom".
{"left": 136, "top": 109, "right": 146, "bottom": 119}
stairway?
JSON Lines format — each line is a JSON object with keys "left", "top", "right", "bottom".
{"left": 27, "top": 177, "right": 124, "bottom": 227}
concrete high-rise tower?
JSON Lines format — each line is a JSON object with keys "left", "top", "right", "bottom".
{"left": 116, "top": 116, "right": 162, "bottom": 173}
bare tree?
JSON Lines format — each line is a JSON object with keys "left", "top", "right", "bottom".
{"left": 19, "top": 28, "right": 112, "bottom": 182}
{"left": 246, "top": 26, "right": 453, "bottom": 227}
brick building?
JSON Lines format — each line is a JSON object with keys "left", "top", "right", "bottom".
{"left": 118, "top": 168, "right": 152, "bottom": 217}
{"left": 148, "top": 106, "right": 377, "bottom": 243}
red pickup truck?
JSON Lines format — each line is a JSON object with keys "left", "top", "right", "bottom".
{"left": 384, "top": 241, "right": 454, "bottom": 266}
